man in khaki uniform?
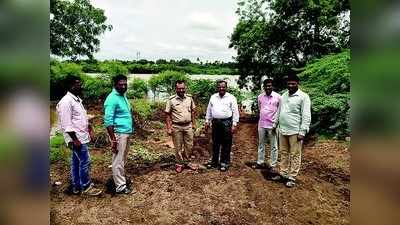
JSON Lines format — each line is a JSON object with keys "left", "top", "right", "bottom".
{"left": 165, "top": 80, "right": 197, "bottom": 173}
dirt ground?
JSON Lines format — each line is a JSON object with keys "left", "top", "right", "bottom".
{"left": 50, "top": 115, "right": 350, "bottom": 225}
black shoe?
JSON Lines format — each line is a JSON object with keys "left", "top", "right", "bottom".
{"left": 116, "top": 187, "right": 132, "bottom": 195}
{"left": 252, "top": 163, "right": 266, "bottom": 169}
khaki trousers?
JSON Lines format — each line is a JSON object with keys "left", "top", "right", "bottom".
{"left": 112, "top": 133, "right": 130, "bottom": 192}
{"left": 171, "top": 124, "right": 193, "bottom": 164}
{"left": 279, "top": 134, "right": 302, "bottom": 180}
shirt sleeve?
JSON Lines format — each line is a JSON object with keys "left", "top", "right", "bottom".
{"left": 272, "top": 95, "right": 281, "bottom": 128}
{"left": 299, "top": 94, "right": 311, "bottom": 136}
{"left": 165, "top": 99, "right": 171, "bottom": 113}
{"left": 104, "top": 96, "right": 116, "bottom": 128}
{"left": 191, "top": 97, "right": 196, "bottom": 110}
{"left": 57, "top": 100, "right": 75, "bottom": 133}
{"left": 231, "top": 96, "right": 239, "bottom": 126}
{"left": 205, "top": 97, "right": 212, "bottom": 123}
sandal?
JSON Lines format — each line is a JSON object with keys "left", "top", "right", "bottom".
{"left": 175, "top": 164, "right": 183, "bottom": 173}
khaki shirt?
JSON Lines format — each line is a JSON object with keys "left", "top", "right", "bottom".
{"left": 165, "top": 94, "right": 196, "bottom": 124}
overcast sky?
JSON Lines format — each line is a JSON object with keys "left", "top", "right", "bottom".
{"left": 90, "top": 0, "right": 239, "bottom": 62}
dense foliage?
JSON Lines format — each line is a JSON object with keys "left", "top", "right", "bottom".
{"left": 300, "top": 49, "right": 350, "bottom": 138}
{"left": 50, "top": 0, "right": 112, "bottom": 59}
{"left": 230, "top": 0, "right": 350, "bottom": 90}
{"left": 74, "top": 58, "right": 238, "bottom": 75}
{"left": 127, "top": 78, "right": 149, "bottom": 99}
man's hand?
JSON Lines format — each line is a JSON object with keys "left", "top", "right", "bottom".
{"left": 111, "top": 140, "right": 118, "bottom": 154}
{"left": 72, "top": 139, "right": 82, "bottom": 149}
{"left": 297, "top": 134, "right": 304, "bottom": 141}
{"left": 167, "top": 127, "right": 172, "bottom": 136}
{"left": 204, "top": 122, "right": 210, "bottom": 131}
{"left": 231, "top": 125, "right": 237, "bottom": 134}
{"left": 89, "top": 130, "right": 95, "bottom": 143}
{"left": 192, "top": 122, "right": 197, "bottom": 130}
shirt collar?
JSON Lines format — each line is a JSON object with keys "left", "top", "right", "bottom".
{"left": 112, "top": 88, "right": 125, "bottom": 96}
{"left": 176, "top": 94, "right": 186, "bottom": 100}
{"left": 264, "top": 91, "right": 273, "bottom": 97}
{"left": 67, "top": 91, "right": 81, "bottom": 102}
{"left": 289, "top": 89, "right": 301, "bottom": 96}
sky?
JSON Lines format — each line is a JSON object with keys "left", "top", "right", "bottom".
{"left": 90, "top": 0, "right": 240, "bottom": 62}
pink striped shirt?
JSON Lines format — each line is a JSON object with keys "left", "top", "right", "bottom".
{"left": 258, "top": 91, "right": 281, "bottom": 129}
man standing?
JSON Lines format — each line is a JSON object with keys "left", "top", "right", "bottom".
{"left": 165, "top": 80, "right": 197, "bottom": 173}
{"left": 273, "top": 74, "right": 311, "bottom": 188}
{"left": 254, "top": 78, "right": 281, "bottom": 171}
{"left": 205, "top": 80, "right": 239, "bottom": 172}
{"left": 56, "top": 75, "right": 102, "bottom": 196}
{"left": 104, "top": 74, "right": 134, "bottom": 194}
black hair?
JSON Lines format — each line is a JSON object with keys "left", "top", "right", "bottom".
{"left": 263, "top": 78, "right": 273, "bottom": 86}
{"left": 64, "top": 75, "right": 81, "bottom": 90}
{"left": 113, "top": 74, "right": 128, "bottom": 85}
{"left": 286, "top": 74, "right": 300, "bottom": 82}
{"left": 217, "top": 80, "right": 227, "bottom": 86}
{"left": 175, "top": 80, "right": 185, "bottom": 86}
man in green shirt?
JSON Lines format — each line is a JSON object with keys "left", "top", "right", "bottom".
{"left": 272, "top": 74, "right": 311, "bottom": 188}
{"left": 104, "top": 74, "right": 134, "bottom": 194}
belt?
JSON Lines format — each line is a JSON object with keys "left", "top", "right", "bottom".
{"left": 212, "top": 117, "right": 232, "bottom": 121}
{"left": 172, "top": 121, "right": 191, "bottom": 125}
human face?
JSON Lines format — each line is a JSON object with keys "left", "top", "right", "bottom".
{"left": 287, "top": 80, "right": 299, "bottom": 95}
{"left": 176, "top": 83, "right": 186, "bottom": 98}
{"left": 218, "top": 82, "right": 227, "bottom": 96}
{"left": 115, "top": 79, "right": 128, "bottom": 94}
{"left": 70, "top": 79, "right": 83, "bottom": 96}
{"left": 264, "top": 82, "right": 273, "bottom": 95}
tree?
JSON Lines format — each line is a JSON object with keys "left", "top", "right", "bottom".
{"left": 50, "top": 0, "right": 112, "bottom": 59}
{"left": 229, "top": 0, "right": 350, "bottom": 91}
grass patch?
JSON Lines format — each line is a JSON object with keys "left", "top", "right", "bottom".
{"left": 50, "top": 133, "right": 69, "bottom": 163}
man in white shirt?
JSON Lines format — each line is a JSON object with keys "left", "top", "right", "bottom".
{"left": 272, "top": 74, "right": 311, "bottom": 188}
{"left": 205, "top": 80, "right": 239, "bottom": 171}
{"left": 56, "top": 75, "right": 102, "bottom": 196}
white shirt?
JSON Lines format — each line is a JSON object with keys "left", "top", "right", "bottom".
{"left": 278, "top": 89, "right": 311, "bottom": 136}
{"left": 205, "top": 92, "right": 240, "bottom": 126}
{"left": 56, "top": 92, "right": 90, "bottom": 144}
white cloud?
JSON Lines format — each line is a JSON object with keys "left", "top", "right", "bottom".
{"left": 90, "top": 0, "right": 239, "bottom": 62}
{"left": 187, "top": 12, "right": 220, "bottom": 30}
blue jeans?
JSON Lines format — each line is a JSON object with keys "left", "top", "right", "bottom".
{"left": 257, "top": 127, "right": 278, "bottom": 167}
{"left": 70, "top": 143, "right": 91, "bottom": 191}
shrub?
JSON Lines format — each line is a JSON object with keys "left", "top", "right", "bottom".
{"left": 299, "top": 49, "right": 350, "bottom": 139}
{"left": 148, "top": 70, "right": 189, "bottom": 99}
{"left": 127, "top": 78, "right": 149, "bottom": 99}
{"left": 50, "top": 133, "right": 68, "bottom": 163}
{"left": 81, "top": 74, "right": 112, "bottom": 102}
{"left": 99, "top": 60, "right": 128, "bottom": 76}
{"left": 132, "top": 98, "right": 155, "bottom": 120}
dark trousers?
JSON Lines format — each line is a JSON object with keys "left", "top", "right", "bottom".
{"left": 211, "top": 118, "right": 233, "bottom": 165}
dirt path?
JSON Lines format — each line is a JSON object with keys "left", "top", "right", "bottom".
{"left": 50, "top": 122, "right": 350, "bottom": 225}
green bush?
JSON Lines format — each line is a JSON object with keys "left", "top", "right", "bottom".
{"left": 188, "top": 79, "right": 216, "bottom": 105}
{"left": 50, "top": 133, "right": 68, "bottom": 163}
{"left": 50, "top": 60, "right": 84, "bottom": 100}
{"left": 131, "top": 98, "right": 155, "bottom": 120}
{"left": 300, "top": 49, "right": 350, "bottom": 138}
{"left": 148, "top": 70, "right": 189, "bottom": 97}
{"left": 81, "top": 74, "right": 112, "bottom": 101}
{"left": 99, "top": 60, "right": 128, "bottom": 76}
{"left": 127, "top": 78, "right": 149, "bottom": 99}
